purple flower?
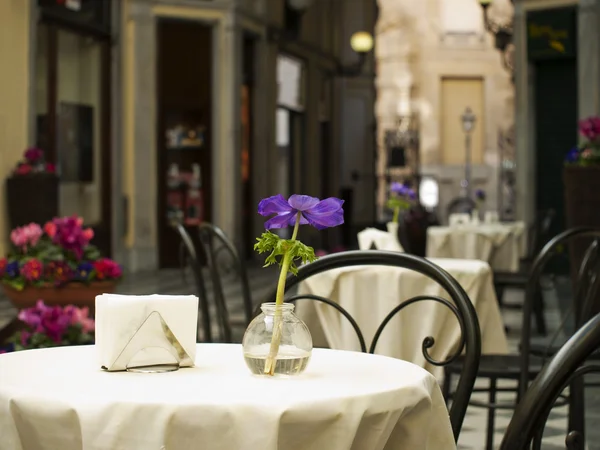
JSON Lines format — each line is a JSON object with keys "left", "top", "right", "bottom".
{"left": 258, "top": 194, "right": 344, "bottom": 230}
{"left": 566, "top": 146, "right": 580, "bottom": 163}
{"left": 390, "top": 182, "right": 416, "bottom": 200}
{"left": 475, "top": 189, "right": 486, "bottom": 201}
{"left": 5, "top": 261, "right": 19, "bottom": 278}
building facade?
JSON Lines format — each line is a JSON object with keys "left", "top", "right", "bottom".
{"left": 0, "top": 0, "right": 377, "bottom": 271}
{"left": 513, "top": 0, "right": 600, "bottom": 234}
{"left": 375, "top": 0, "right": 514, "bottom": 221}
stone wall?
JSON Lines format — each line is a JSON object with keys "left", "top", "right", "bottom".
{"left": 375, "top": 0, "right": 514, "bottom": 221}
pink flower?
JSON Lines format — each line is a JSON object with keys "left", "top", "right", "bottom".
{"left": 52, "top": 216, "right": 91, "bottom": 259}
{"left": 24, "top": 147, "right": 43, "bottom": 163}
{"left": 20, "top": 331, "right": 31, "bottom": 347}
{"left": 579, "top": 116, "right": 600, "bottom": 141}
{"left": 64, "top": 305, "right": 95, "bottom": 333}
{"left": 21, "top": 259, "right": 43, "bottom": 282}
{"left": 82, "top": 228, "right": 94, "bottom": 241}
{"left": 10, "top": 223, "right": 43, "bottom": 251}
{"left": 45, "top": 163, "right": 56, "bottom": 173}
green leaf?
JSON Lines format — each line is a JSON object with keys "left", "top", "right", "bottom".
{"left": 253, "top": 231, "right": 318, "bottom": 276}
{"left": 287, "top": 241, "right": 317, "bottom": 275}
{"left": 3, "top": 278, "right": 26, "bottom": 291}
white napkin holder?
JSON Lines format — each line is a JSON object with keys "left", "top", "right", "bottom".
{"left": 357, "top": 227, "right": 403, "bottom": 252}
{"left": 484, "top": 211, "right": 500, "bottom": 224}
{"left": 449, "top": 213, "right": 471, "bottom": 227}
{"left": 96, "top": 294, "right": 199, "bottom": 372}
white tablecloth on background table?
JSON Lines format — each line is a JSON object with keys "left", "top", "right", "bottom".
{"left": 0, "top": 344, "right": 456, "bottom": 450}
{"left": 296, "top": 258, "right": 508, "bottom": 378}
{"left": 426, "top": 222, "right": 527, "bottom": 272}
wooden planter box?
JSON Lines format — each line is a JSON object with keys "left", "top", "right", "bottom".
{"left": 5, "top": 174, "right": 59, "bottom": 230}
{"left": 2, "top": 281, "right": 117, "bottom": 313}
{"left": 563, "top": 165, "right": 600, "bottom": 317}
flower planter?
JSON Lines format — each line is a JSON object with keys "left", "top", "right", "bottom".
{"left": 563, "top": 165, "right": 600, "bottom": 316}
{"left": 6, "top": 174, "right": 59, "bottom": 230}
{"left": 2, "top": 281, "right": 117, "bottom": 312}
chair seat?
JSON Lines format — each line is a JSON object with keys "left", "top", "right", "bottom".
{"left": 493, "top": 271, "right": 529, "bottom": 287}
{"left": 445, "top": 354, "right": 545, "bottom": 379}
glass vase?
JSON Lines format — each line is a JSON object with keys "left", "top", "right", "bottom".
{"left": 242, "top": 302, "right": 312, "bottom": 376}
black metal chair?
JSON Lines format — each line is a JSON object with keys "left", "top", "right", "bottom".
{"left": 260, "top": 250, "right": 482, "bottom": 442}
{"left": 196, "top": 222, "right": 254, "bottom": 342}
{"left": 443, "top": 227, "right": 600, "bottom": 450}
{"left": 500, "top": 312, "right": 600, "bottom": 450}
{"left": 446, "top": 196, "right": 476, "bottom": 218}
{"left": 173, "top": 222, "right": 212, "bottom": 342}
{"left": 493, "top": 209, "right": 555, "bottom": 335}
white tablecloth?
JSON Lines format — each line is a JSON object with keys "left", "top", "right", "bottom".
{"left": 426, "top": 222, "right": 527, "bottom": 272}
{"left": 296, "top": 258, "right": 508, "bottom": 378}
{"left": 0, "top": 344, "right": 456, "bottom": 450}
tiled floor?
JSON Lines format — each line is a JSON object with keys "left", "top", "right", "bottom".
{"left": 1, "top": 267, "right": 598, "bottom": 449}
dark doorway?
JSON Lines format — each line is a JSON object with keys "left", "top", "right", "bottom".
{"left": 534, "top": 58, "right": 577, "bottom": 238}
{"left": 35, "top": 12, "right": 113, "bottom": 257}
{"left": 241, "top": 35, "right": 255, "bottom": 259}
{"left": 157, "top": 19, "right": 213, "bottom": 268}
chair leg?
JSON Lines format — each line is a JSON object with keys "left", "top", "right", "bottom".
{"left": 442, "top": 371, "right": 452, "bottom": 406}
{"left": 494, "top": 283, "right": 505, "bottom": 306}
{"left": 486, "top": 378, "right": 497, "bottom": 450}
{"left": 533, "top": 290, "right": 547, "bottom": 336}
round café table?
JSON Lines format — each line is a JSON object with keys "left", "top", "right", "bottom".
{"left": 0, "top": 344, "right": 456, "bottom": 450}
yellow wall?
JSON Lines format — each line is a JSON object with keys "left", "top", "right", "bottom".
{"left": 441, "top": 77, "right": 485, "bottom": 165}
{"left": 0, "top": 0, "right": 32, "bottom": 255}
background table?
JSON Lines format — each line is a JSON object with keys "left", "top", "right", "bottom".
{"left": 0, "top": 344, "right": 456, "bottom": 450}
{"left": 426, "top": 222, "right": 526, "bottom": 272}
{"left": 296, "top": 258, "right": 508, "bottom": 378}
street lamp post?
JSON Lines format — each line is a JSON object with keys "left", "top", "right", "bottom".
{"left": 461, "top": 107, "right": 476, "bottom": 199}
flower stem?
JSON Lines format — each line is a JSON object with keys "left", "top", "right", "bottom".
{"left": 264, "top": 212, "right": 301, "bottom": 375}
{"left": 392, "top": 206, "right": 400, "bottom": 224}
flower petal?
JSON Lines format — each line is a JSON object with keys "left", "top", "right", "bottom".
{"left": 258, "top": 194, "right": 292, "bottom": 216}
{"left": 288, "top": 195, "right": 320, "bottom": 212}
{"left": 264, "top": 212, "right": 297, "bottom": 229}
{"left": 302, "top": 198, "right": 345, "bottom": 229}
{"left": 304, "top": 209, "right": 344, "bottom": 230}
{"left": 304, "top": 197, "right": 344, "bottom": 216}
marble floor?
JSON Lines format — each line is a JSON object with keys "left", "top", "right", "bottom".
{"left": 0, "top": 266, "right": 598, "bottom": 449}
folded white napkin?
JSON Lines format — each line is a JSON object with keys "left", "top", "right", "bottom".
{"left": 357, "top": 228, "right": 403, "bottom": 252}
{"left": 449, "top": 213, "right": 471, "bottom": 227}
{"left": 96, "top": 294, "right": 199, "bottom": 371}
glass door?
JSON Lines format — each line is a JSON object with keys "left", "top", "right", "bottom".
{"left": 35, "top": 20, "right": 112, "bottom": 256}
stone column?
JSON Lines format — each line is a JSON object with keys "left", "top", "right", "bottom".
{"left": 513, "top": 0, "right": 535, "bottom": 224}
{"left": 122, "top": 0, "right": 159, "bottom": 271}
{"left": 578, "top": 0, "right": 600, "bottom": 119}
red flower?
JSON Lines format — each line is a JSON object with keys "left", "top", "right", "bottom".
{"left": 44, "top": 221, "right": 57, "bottom": 238}
{"left": 15, "top": 164, "right": 32, "bottom": 175}
{"left": 44, "top": 261, "right": 73, "bottom": 285}
{"left": 21, "top": 259, "right": 43, "bottom": 282}
{"left": 46, "top": 163, "right": 56, "bottom": 173}
{"left": 0, "top": 258, "right": 7, "bottom": 277}
{"left": 93, "top": 258, "right": 122, "bottom": 280}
